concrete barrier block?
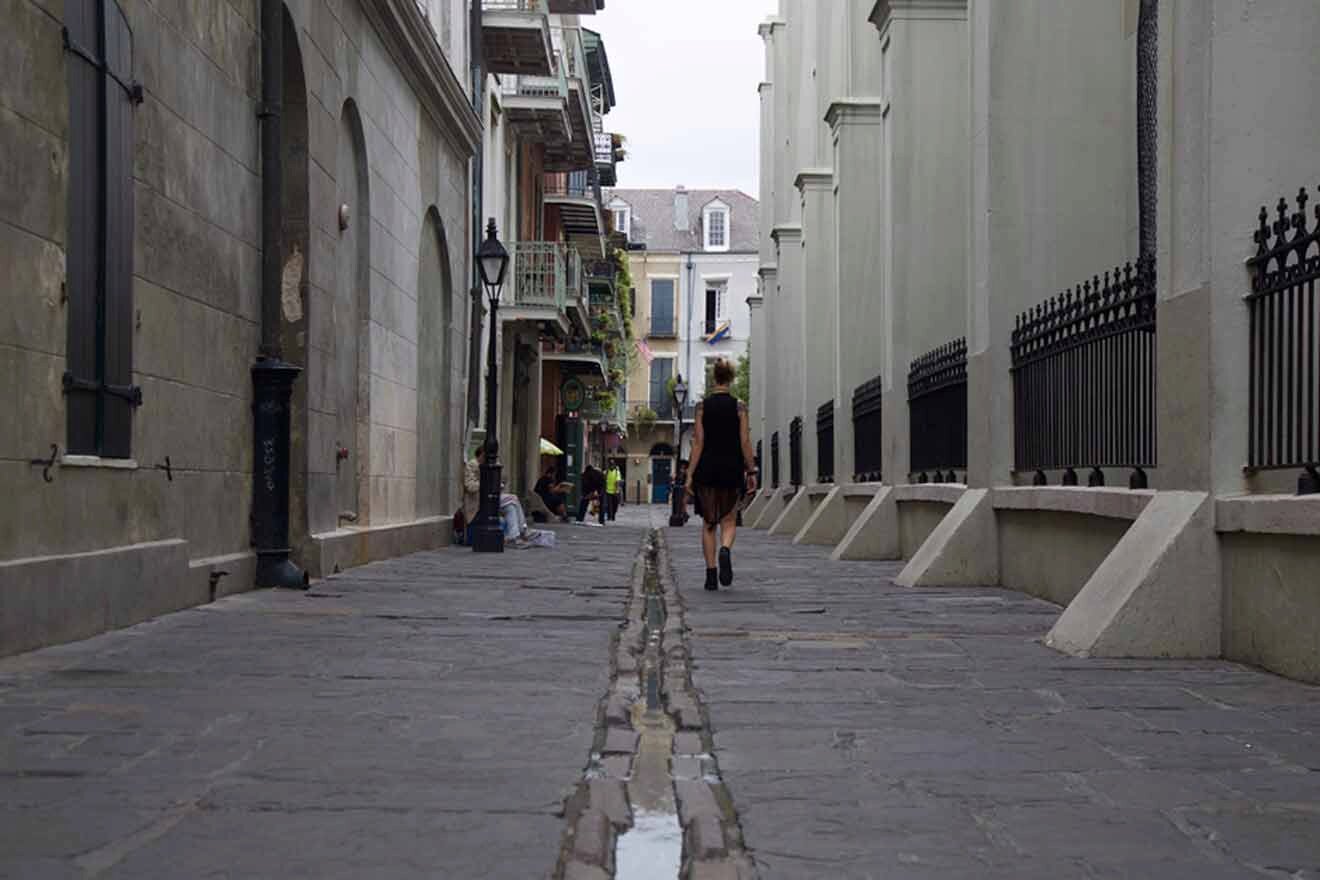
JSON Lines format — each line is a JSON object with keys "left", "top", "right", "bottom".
{"left": 767, "top": 487, "right": 817, "bottom": 537}
{"left": 742, "top": 490, "right": 771, "bottom": 523}
{"left": 830, "top": 486, "right": 899, "bottom": 561}
{"left": 1047, "top": 491, "right": 1219, "bottom": 659}
{"left": 750, "top": 487, "right": 790, "bottom": 529}
{"left": 894, "top": 489, "right": 997, "bottom": 587}
{"left": 793, "top": 485, "right": 850, "bottom": 546}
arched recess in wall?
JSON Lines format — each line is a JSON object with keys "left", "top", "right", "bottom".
{"left": 416, "top": 207, "right": 455, "bottom": 516}
{"left": 279, "top": 4, "right": 312, "bottom": 557}
{"left": 334, "top": 98, "right": 370, "bottom": 526}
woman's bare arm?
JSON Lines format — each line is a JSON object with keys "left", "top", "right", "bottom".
{"left": 684, "top": 403, "right": 705, "bottom": 490}
{"left": 739, "top": 404, "right": 757, "bottom": 492}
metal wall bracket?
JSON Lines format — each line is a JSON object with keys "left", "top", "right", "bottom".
{"left": 29, "top": 444, "right": 59, "bottom": 483}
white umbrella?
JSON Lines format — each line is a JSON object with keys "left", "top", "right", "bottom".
{"left": 539, "top": 438, "right": 564, "bottom": 456}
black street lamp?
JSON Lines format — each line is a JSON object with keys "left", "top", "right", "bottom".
{"left": 669, "top": 374, "right": 689, "bottom": 527}
{"left": 473, "top": 219, "right": 510, "bottom": 553}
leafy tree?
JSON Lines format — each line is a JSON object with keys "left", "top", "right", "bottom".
{"left": 731, "top": 351, "right": 750, "bottom": 403}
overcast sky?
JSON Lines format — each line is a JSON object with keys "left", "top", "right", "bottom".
{"left": 592, "top": 0, "right": 779, "bottom": 199}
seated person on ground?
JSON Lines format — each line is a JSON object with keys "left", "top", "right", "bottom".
{"left": 534, "top": 467, "right": 573, "bottom": 520}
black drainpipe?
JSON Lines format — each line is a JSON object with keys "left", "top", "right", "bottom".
{"left": 251, "top": 0, "right": 307, "bottom": 590}
{"left": 466, "top": 0, "right": 486, "bottom": 428}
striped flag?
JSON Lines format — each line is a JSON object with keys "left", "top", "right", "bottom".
{"left": 636, "top": 339, "right": 654, "bottom": 364}
{"left": 704, "top": 321, "right": 732, "bottom": 344}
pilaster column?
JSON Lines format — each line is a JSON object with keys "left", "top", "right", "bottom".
{"left": 796, "top": 169, "right": 836, "bottom": 486}
{"left": 827, "top": 100, "right": 885, "bottom": 484}
{"left": 771, "top": 224, "right": 804, "bottom": 479}
{"left": 747, "top": 293, "right": 766, "bottom": 455}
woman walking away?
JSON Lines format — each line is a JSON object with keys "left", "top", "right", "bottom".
{"left": 685, "top": 359, "right": 757, "bottom": 590}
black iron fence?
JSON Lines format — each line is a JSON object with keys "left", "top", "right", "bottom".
{"left": 1247, "top": 189, "right": 1320, "bottom": 494}
{"left": 770, "top": 431, "right": 780, "bottom": 489}
{"left": 816, "top": 401, "right": 835, "bottom": 484}
{"left": 852, "top": 375, "right": 883, "bottom": 482}
{"left": 908, "top": 338, "right": 968, "bottom": 482}
{"left": 789, "top": 417, "right": 803, "bottom": 488}
{"left": 1010, "top": 256, "right": 1157, "bottom": 487}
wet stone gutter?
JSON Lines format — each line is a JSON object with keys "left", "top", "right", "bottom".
{"left": 553, "top": 530, "right": 756, "bottom": 880}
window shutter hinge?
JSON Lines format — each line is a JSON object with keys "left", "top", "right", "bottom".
{"left": 63, "top": 371, "right": 143, "bottom": 407}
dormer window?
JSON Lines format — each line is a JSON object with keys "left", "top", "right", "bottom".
{"left": 607, "top": 198, "right": 631, "bottom": 239}
{"left": 702, "top": 200, "right": 729, "bottom": 252}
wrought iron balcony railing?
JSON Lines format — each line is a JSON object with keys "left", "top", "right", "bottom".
{"left": 507, "top": 241, "right": 581, "bottom": 312}
{"left": 501, "top": 50, "right": 568, "bottom": 100}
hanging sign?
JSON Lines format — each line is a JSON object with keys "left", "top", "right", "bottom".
{"left": 562, "top": 377, "right": 586, "bottom": 412}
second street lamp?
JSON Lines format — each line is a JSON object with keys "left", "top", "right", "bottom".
{"left": 669, "top": 374, "right": 689, "bottom": 527}
{"left": 473, "top": 219, "right": 510, "bottom": 553}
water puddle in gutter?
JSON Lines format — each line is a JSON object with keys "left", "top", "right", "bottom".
{"left": 615, "top": 809, "right": 683, "bottom": 879}
{"left": 615, "top": 556, "right": 685, "bottom": 880}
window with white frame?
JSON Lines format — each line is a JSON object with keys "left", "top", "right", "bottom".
{"left": 703, "top": 282, "right": 728, "bottom": 335}
{"left": 607, "top": 199, "right": 631, "bottom": 239}
{"left": 702, "top": 200, "right": 729, "bottom": 252}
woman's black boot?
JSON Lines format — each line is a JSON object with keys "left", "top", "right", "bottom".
{"left": 704, "top": 568, "right": 719, "bottom": 591}
{"left": 718, "top": 547, "right": 733, "bottom": 587}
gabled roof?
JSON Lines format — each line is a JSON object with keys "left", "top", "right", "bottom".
{"left": 603, "top": 187, "right": 759, "bottom": 253}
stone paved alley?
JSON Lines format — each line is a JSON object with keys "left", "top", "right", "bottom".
{"left": 1, "top": 507, "right": 1319, "bottom": 878}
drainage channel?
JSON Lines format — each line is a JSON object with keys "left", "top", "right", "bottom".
{"left": 553, "top": 530, "right": 756, "bottom": 880}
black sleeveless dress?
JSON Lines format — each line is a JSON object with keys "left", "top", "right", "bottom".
{"left": 692, "top": 392, "right": 746, "bottom": 525}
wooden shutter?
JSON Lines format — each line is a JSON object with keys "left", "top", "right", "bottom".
{"left": 62, "top": 0, "right": 139, "bottom": 457}
{"left": 100, "top": 0, "right": 137, "bottom": 458}
{"left": 64, "top": 0, "right": 101, "bottom": 454}
{"left": 651, "top": 280, "right": 673, "bottom": 335}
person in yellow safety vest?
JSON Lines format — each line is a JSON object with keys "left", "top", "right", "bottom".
{"left": 605, "top": 462, "right": 622, "bottom": 522}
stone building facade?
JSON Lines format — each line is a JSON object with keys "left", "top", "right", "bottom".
{"left": 750, "top": 0, "right": 1320, "bottom": 683}
{"left": 0, "top": 0, "right": 623, "bottom": 657}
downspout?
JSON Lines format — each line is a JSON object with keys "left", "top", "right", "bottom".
{"left": 251, "top": 0, "right": 307, "bottom": 589}
{"left": 466, "top": 0, "right": 486, "bottom": 429}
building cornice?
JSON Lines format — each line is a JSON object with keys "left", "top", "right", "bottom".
{"left": 794, "top": 168, "right": 834, "bottom": 193}
{"left": 747, "top": 295, "right": 764, "bottom": 310}
{"left": 825, "top": 98, "right": 885, "bottom": 130}
{"left": 361, "top": 0, "right": 483, "bottom": 158}
{"left": 758, "top": 263, "right": 778, "bottom": 279}
{"left": 870, "top": 0, "right": 968, "bottom": 35}
{"left": 758, "top": 81, "right": 772, "bottom": 95}
{"left": 770, "top": 223, "right": 802, "bottom": 243}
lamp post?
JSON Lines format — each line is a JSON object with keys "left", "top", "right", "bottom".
{"left": 669, "top": 374, "right": 689, "bottom": 527}
{"left": 473, "top": 219, "right": 510, "bottom": 553}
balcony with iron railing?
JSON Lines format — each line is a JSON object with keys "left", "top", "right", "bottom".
{"left": 480, "top": 0, "right": 553, "bottom": 77}
{"left": 505, "top": 241, "right": 569, "bottom": 314}
{"left": 500, "top": 52, "right": 571, "bottom": 145}
{"left": 544, "top": 170, "right": 606, "bottom": 259}
{"left": 546, "top": 25, "right": 597, "bottom": 167}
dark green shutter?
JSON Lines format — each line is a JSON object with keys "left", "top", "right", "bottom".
{"left": 63, "top": 0, "right": 139, "bottom": 457}
{"left": 100, "top": 0, "right": 136, "bottom": 458}
{"left": 64, "top": 0, "right": 101, "bottom": 454}
{"left": 651, "top": 279, "right": 674, "bottom": 336}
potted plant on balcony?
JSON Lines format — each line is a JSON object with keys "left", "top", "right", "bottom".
{"left": 633, "top": 404, "right": 657, "bottom": 434}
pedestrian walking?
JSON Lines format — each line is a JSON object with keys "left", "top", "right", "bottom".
{"left": 684, "top": 358, "right": 757, "bottom": 589}
{"left": 605, "top": 461, "right": 623, "bottom": 521}
{"left": 577, "top": 464, "right": 607, "bottom": 525}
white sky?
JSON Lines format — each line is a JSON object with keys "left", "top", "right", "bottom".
{"left": 592, "top": 0, "right": 779, "bottom": 199}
